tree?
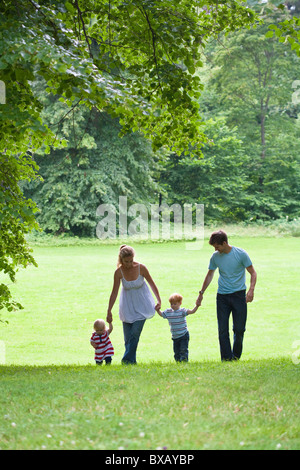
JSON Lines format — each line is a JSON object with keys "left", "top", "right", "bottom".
{"left": 0, "top": 0, "right": 256, "bottom": 312}
{"left": 0, "top": 154, "right": 39, "bottom": 313}
{"left": 159, "top": 117, "right": 250, "bottom": 223}
{"left": 23, "top": 90, "right": 160, "bottom": 236}
{"left": 0, "top": 0, "right": 256, "bottom": 154}
{"left": 200, "top": 2, "right": 300, "bottom": 219}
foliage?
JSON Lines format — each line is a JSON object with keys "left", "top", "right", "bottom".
{"left": 196, "top": 2, "right": 300, "bottom": 220}
{"left": 159, "top": 118, "right": 251, "bottom": 223}
{"left": 266, "top": 2, "right": 300, "bottom": 52}
{"left": 0, "top": 0, "right": 257, "bottom": 311}
{"left": 0, "top": 0, "right": 256, "bottom": 154}
{"left": 0, "top": 154, "right": 39, "bottom": 311}
{"left": 23, "top": 93, "right": 160, "bottom": 236}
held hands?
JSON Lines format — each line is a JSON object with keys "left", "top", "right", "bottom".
{"left": 155, "top": 303, "right": 162, "bottom": 316}
{"left": 106, "top": 310, "right": 113, "bottom": 323}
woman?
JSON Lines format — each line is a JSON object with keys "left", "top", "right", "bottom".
{"left": 107, "top": 245, "right": 161, "bottom": 364}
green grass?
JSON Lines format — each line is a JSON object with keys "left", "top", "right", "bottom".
{"left": 0, "top": 359, "right": 299, "bottom": 450}
{"left": 0, "top": 237, "right": 299, "bottom": 449}
{"left": 1, "top": 237, "right": 299, "bottom": 364}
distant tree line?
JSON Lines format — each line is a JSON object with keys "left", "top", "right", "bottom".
{"left": 23, "top": 2, "right": 300, "bottom": 236}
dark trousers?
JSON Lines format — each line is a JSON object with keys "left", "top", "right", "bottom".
{"left": 96, "top": 357, "right": 112, "bottom": 365}
{"left": 173, "top": 331, "right": 190, "bottom": 362}
{"left": 216, "top": 290, "right": 247, "bottom": 361}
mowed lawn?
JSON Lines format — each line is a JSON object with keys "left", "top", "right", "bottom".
{"left": 0, "top": 237, "right": 299, "bottom": 450}
{"left": 0, "top": 237, "right": 299, "bottom": 365}
{"left": 0, "top": 359, "right": 299, "bottom": 450}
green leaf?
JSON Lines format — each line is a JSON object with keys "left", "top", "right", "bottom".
{"left": 265, "top": 31, "right": 274, "bottom": 38}
{"left": 65, "top": 1, "right": 76, "bottom": 14}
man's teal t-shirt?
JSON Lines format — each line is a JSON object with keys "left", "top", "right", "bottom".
{"left": 208, "top": 246, "right": 252, "bottom": 294}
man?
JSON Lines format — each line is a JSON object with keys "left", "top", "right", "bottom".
{"left": 197, "top": 230, "right": 257, "bottom": 361}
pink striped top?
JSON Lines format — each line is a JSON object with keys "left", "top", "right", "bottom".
{"left": 90, "top": 331, "right": 114, "bottom": 362}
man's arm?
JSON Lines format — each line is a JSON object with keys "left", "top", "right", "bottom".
{"left": 246, "top": 265, "right": 257, "bottom": 303}
{"left": 196, "top": 269, "right": 215, "bottom": 305}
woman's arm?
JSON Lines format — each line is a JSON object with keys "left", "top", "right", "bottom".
{"left": 155, "top": 304, "right": 163, "bottom": 317}
{"left": 140, "top": 264, "right": 161, "bottom": 309}
{"left": 106, "top": 270, "right": 121, "bottom": 323}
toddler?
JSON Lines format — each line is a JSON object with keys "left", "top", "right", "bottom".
{"left": 156, "top": 293, "right": 200, "bottom": 362}
{"left": 90, "top": 319, "right": 114, "bottom": 365}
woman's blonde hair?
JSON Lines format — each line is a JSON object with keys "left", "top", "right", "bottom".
{"left": 117, "top": 245, "right": 135, "bottom": 267}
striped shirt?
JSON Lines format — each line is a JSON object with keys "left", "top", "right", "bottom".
{"left": 90, "top": 331, "right": 114, "bottom": 362}
{"left": 162, "top": 308, "right": 189, "bottom": 339}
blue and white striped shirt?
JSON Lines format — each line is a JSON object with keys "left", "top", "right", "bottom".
{"left": 162, "top": 308, "right": 189, "bottom": 339}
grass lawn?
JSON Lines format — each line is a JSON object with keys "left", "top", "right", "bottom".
{"left": 0, "top": 236, "right": 299, "bottom": 450}
{"left": 0, "top": 359, "right": 299, "bottom": 450}
{"left": 1, "top": 237, "right": 299, "bottom": 364}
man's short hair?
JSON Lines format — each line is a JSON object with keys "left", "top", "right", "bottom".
{"left": 209, "top": 230, "right": 228, "bottom": 245}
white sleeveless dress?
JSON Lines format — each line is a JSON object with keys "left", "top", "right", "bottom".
{"left": 119, "top": 264, "right": 156, "bottom": 323}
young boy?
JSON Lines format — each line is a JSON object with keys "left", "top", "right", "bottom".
{"left": 90, "top": 319, "right": 114, "bottom": 365}
{"left": 155, "top": 293, "right": 200, "bottom": 362}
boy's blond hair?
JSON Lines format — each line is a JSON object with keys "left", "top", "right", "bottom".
{"left": 168, "top": 293, "right": 183, "bottom": 303}
{"left": 94, "top": 319, "right": 106, "bottom": 331}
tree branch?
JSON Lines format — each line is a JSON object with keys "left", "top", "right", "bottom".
{"left": 74, "top": 0, "right": 93, "bottom": 58}
{"left": 139, "top": 5, "right": 163, "bottom": 92}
